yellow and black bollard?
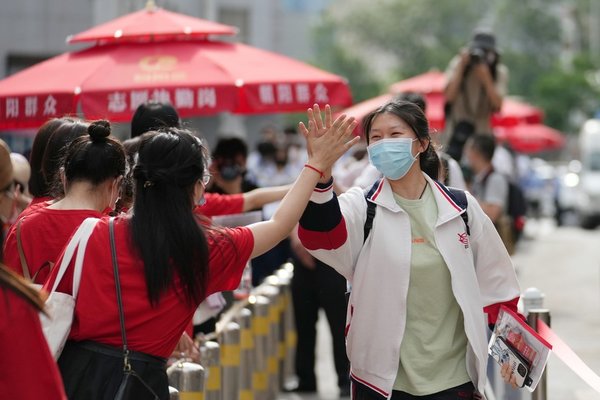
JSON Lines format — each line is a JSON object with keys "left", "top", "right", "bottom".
{"left": 258, "top": 284, "right": 281, "bottom": 399}
{"left": 276, "top": 266, "right": 296, "bottom": 387}
{"left": 235, "top": 307, "right": 255, "bottom": 400}
{"left": 251, "top": 295, "right": 270, "bottom": 400}
{"left": 169, "top": 386, "right": 180, "bottom": 400}
{"left": 220, "top": 321, "right": 241, "bottom": 400}
{"left": 200, "top": 341, "right": 221, "bottom": 400}
{"left": 167, "top": 360, "right": 206, "bottom": 400}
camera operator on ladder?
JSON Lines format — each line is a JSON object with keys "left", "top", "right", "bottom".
{"left": 444, "top": 30, "right": 508, "bottom": 162}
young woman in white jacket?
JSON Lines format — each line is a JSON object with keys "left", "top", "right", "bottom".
{"left": 298, "top": 101, "right": 520, "bottom": 399}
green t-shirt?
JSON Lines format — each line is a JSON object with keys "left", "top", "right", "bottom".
{"left": 392, "top": 183, "right": 470, "bottom": 395}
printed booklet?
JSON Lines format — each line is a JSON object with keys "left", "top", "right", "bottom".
{"left": 488, "top": 305, "right": 552, "bottom": 391}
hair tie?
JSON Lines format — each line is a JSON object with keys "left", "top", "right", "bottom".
{"left": 144, "top": 180, "right": 154, "bottom": 188}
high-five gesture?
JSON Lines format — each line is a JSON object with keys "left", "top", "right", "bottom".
{"left": 248, "top": 104, "right": 357, "bottom": 258}
{"left": 299, "top": 104, "right": 334, "bottom": 159}
{"left": 299, "top": 104, "right": 359, "bottom": 182}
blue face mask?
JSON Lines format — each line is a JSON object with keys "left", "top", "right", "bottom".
{"left": 367, "top": 138, "right": 419, "bottom": 180}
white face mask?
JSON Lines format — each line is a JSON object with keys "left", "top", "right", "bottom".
{"left": 367, "top": 138, "right": 419, "bottom": 180}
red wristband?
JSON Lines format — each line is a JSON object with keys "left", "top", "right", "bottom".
{"left": 304, "top": 163, "right": 325, "bottom": 179}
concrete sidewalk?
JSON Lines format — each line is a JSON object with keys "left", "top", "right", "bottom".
{"left": 278, "top": 310, "right": 348, "bottom": 400}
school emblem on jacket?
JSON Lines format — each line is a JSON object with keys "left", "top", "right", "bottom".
{"left": 458, "top": 231, "right": 469, "bottom": 248}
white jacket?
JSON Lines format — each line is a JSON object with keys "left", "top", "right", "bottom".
{"left": 298, "top": 173, "right": 521, "bottom": 399}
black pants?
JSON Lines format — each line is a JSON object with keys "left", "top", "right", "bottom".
{"left": 353, "top": 381, "right": 479, "bottom": 400}
{"left": 291, "top": 257, "right": 350, "bottom": 390}
{"left": 58, "top": 341, "right": 169, "bottom": 400}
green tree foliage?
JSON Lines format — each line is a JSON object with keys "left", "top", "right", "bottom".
{"left": 314, "top": 0, "right": 600, "bottom": 132}
{"left": 533, "top": 56, "right": 600, "bottom": 130}
{"left": 311, "top": 14, "right": 383, "bottom": 103}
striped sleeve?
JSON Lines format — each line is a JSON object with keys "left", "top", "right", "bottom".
{"left": 298, "top": 178, "right": 348, "bottom": 251}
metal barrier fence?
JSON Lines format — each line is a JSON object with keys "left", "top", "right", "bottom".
{"left": 168, "top": 263, "right": 296, "bottom": 400}
{"left": 167, "top": 266, "right": 552, "bottom": 400}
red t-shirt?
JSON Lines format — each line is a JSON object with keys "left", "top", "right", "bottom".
{"left": 197, "top": 193, "right": 244, "bottom": 218}
{"left": 3, "top": 207, "right": 103, "bottom": 284}
{"left": 0, "top": 285, "right": 66, "bottom": 399}
{"left": 44, "top": 216, "right": 254, "bottom": 358}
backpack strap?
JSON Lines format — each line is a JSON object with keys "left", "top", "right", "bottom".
{"left": 447, "top": 187, "right": 470, "bottom": 236}
{"left": 363, "top": 180, "right": 381, "bottom": 243}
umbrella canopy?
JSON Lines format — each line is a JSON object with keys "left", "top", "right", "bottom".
{"left": 341, "top": 92, "right": 446, "bottom": 133}
{"left": 339, "top": 71, "right": 543, "bottom": 135}
{"left": 494, "top": 124, "right": 566, "bottom": 154}
{"left": 388, "top": 70, "right": 446, "bottom": 94}
{"left": 67, "top": 3, "right": 237, "bottom": 44}
{"left": 0, "top": 40, "right": 352, "bottom": 129}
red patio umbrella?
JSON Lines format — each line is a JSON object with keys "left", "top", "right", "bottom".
{"left": 0, "top": 6, "right": 352, "bottom": 130}
{"left": 340, "top": 92, "right": 446, "bottom": 133}
{"left": 339, "top": 71, "right": 543, "bottom": 134}
{"left": 388, "top": 70, "right": 446, "bottom": 94}
{"left": 494, "top": 124, "right": 566, "bottom": 154}
{"left": 67, "top": 2, "right": 237, "bottom": 44}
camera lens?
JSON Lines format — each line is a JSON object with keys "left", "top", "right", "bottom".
{"left": 517, "top": 364, "right": 527, "bottom": 377}
{"left": 469, "top": 48, "right": 485, "bottom": 63}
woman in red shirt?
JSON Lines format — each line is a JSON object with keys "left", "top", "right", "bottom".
{"left": 0, "top": 265, "right": 66, "bottom": 399}
{"left": 3, "top": 120, "right": 125, "bottom": 283}
{"left": 46, "top": 110, "right": 358, "bottom": 399}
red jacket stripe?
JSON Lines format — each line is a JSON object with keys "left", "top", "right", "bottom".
{"left": 297, "top": 219, "right": 348, "bottom": 250}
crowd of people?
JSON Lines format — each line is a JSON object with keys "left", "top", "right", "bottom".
{"left": 0, "top": 29, "right": 529, "bottom": 400}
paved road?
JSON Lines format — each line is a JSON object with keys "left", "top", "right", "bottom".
{"left": 278, "top": 219, "right": 600, "bottom": 400}
{"left": 513, "top": 219, "right": 600, "bottom": 399}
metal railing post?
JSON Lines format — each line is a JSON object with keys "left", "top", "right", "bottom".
{"left": 251, "top": 295, "right": 270, "bottom": 400}
{"left": 527, "top": 309, "right": 551, "bottom": 400}
{"left": 166, "top": 360, "right": 206, "bottom": 399}
{"left": 201, "top": 341, "right": 221, "bottom": 400}
{"left": 220, "top": 321, "right": 241, "bottom": 400}
{"left": 236, "top": 307, "right": 255, "bottom": 400}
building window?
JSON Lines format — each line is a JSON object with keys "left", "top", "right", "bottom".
{"left": 218, "top": 7, "right": 250, "bottom": 43}
{"left": 5, "top": 53, "right": 54, "bottom": 76}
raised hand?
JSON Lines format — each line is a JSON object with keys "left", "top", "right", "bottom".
{"left": 300, "top": 106, "right": 359, "bottom": 180}
{"left": 298, "top": 104, "right": 333, "bottom": 159}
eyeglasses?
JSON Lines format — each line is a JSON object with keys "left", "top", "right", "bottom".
{"left": 201, "top": 172, "right": 211, "bottom": 186}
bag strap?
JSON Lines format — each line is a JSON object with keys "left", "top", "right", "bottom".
{"left": 363, "top": 179, "right": 381, "bottom": 243}
{"left": 109, "top": 217, "right": 131, "bottom": 372}
{"left": 49, "top": 217, "right": 99, "bottom": 295}
{"left": 447, "top": 187, "right": 470, "bottom": 236}
{"left": 16, "top": 218, "right": 31, "bottom": 280}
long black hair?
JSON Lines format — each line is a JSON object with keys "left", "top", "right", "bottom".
{"left": 131, "top": 128, "right": 210, "bottom": 306}
{"left": 363, "top": 100, "right": 440, "bottom": 180}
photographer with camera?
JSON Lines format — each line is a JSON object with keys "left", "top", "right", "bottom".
{"left": 444, "top": 30, "right": 508, "bottom": 162}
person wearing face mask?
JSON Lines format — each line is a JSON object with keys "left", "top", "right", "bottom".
{"left": 41, "top": 114, "right": 357, "bottom": 399}
{"left": 298, "top": 101, "right": 523, "bottom": 399}
{"left": 208, "top": 136, "right": 258, "bottom": 196}
{"left": 3, "top": 120, "right": 125, "bottom": 284}
{"left": 444, "top": 30, "right": 508, "bottom": 162}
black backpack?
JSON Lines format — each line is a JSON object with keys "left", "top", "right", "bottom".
{"left": 482, "top": 171, "right": 527, "bottom": 241}
{"left": 363, "top": 180, "right": 470, "bottom": 243}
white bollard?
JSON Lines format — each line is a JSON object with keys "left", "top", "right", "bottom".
{"left": 522, "top": 288, "right": 545, "bottom": 316}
